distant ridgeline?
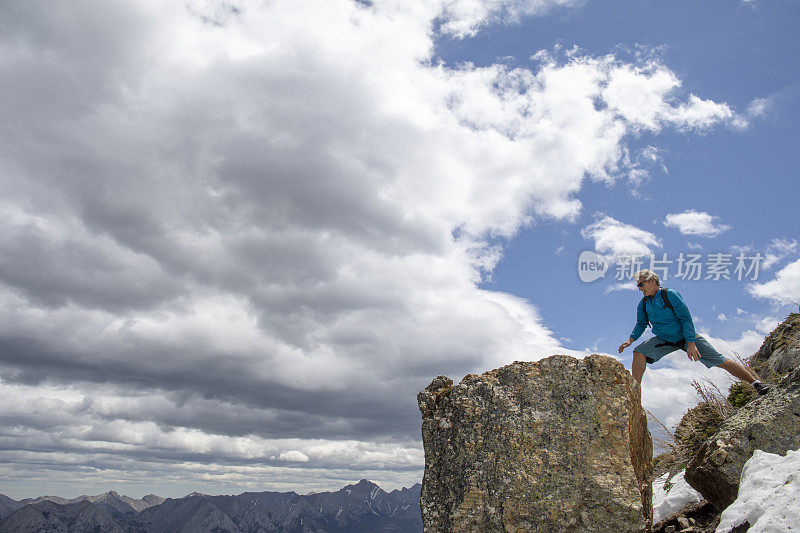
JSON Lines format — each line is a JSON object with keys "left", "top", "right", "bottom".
{"left": 0, "top": 479, "right": 422, "bottom": 533}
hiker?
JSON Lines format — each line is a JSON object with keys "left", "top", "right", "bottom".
{"left": 618, "top": 269, "right": 771, "bottom": 395}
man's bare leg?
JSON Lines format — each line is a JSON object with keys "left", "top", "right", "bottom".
{"left": 632, "top": 351, "right": 646, "bottom": 385}
{"left": 717, "top": 359, "right": 758, "bottom": 384}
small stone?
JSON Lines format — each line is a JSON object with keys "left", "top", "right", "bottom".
{"left": 709, "top": 448, "right": 727, "bottom": 466}
{"left": 677, "top": 516, "right": 691, "bottom": 528}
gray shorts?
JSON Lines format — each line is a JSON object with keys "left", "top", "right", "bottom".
{"left": 633, "top": 334, "right": 726, "bottom": 369}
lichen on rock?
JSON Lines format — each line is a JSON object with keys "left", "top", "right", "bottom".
{"left": 418, "top": 354, "right": 653, "bottom": 532}
{"left": 750, "top": 312, "right": 800, "bottom": 377}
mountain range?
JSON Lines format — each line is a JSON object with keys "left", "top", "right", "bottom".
{"left": 0, "top": 479, "right": 422, "bottom": 532}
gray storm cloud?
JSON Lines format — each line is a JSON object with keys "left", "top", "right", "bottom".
{"left": 0, "top": 0, "right": 737, "bottom": 496}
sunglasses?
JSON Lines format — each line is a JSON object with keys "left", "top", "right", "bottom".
{"left": 637, "top": 281, "right": 647, "bottom": 288}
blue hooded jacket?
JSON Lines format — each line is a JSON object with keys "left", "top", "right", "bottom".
{"left": 630, "top": 288, "right": 697, "bottom": 343}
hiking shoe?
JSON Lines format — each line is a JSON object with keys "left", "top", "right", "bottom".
{"left": 753, "top": 381, "right": 771, "bottom": 396}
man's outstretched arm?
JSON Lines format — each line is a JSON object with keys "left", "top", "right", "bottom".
{"left": 621, "top": 300, "right": 647, "bottom": 353}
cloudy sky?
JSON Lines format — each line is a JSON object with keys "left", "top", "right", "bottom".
{"left": 1, "top": 0, "right": 798, "bottom": 499}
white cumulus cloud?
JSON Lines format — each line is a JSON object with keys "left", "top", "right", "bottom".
{"left": 762, "top": 238, "right": 799, "bottom": 270}
{"left": 438, "top": 0, "right": 584, "bottom": 36}
{"left": 664, "top": 210, "right": 731, "bottom": 237}
{"left": 748, "top": 259, "right": 800, "bottom": 305}
{"left": 582, "top": 215, "right": 661, "bottom": 259}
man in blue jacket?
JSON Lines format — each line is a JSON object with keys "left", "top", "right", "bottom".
{"left": 618, "top": 269, "right": 771, "bottom": 395}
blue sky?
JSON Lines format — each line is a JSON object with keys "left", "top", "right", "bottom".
{"left": 442, "top": 0, "right": 800, "bottom": 354}
{"left": 0, "top": 0, "right": 798, "bottom": 499}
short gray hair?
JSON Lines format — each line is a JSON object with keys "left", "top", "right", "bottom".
{"left": 633, "top": 269, "right": 660, "bottom": 285}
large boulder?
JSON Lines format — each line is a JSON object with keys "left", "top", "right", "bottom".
{"left": 684, "top": 366, "right": 800, "bottom": 511}
{"left": 417, "top": 354, "right": 652, "bottom": 532}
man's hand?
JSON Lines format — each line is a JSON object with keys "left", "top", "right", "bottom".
{"left": 618, "top": 338, "right": 634, "bottom": 353}
{"left": 686, "top": 342, "right": 701, "bottom": 361}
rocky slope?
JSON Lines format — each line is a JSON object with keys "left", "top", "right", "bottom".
{"left": 0, "top": 496, "right": 18, "bottom": 522}
{"left": 685, "top": 362, "right": 800, "bottom": 511}
{"left": 135, "top": 480, "right": 421, "bottom": 532}
{"left": 0, "top": 500, "right": 136, "bottom": 533}
{"left": 655, "top": 312, "right": 800, "bottom": 531}
{"left": 684, "top": 313, "right": 800, "bottom": 511}
{"left": 750, "top": 312, "right": 800, "bottom": 375}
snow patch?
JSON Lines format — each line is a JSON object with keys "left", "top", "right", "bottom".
{"left": 652, "top": 469, "right": 703, "bottom": 523}
{"left": 716, "top": 448, "right": 800, "bottom": 532}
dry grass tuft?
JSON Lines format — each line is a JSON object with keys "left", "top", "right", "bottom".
{"left": 647, "top": 409, "right": 689, "bottom": 478}
{"left": 690, "top": 378, "right": 734, "bottom": 420}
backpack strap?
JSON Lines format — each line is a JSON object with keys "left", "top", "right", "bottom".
{"left": 642, "top": 288, "right": 676, "bottom": 327}
{"left": 660, "top": 288, "right": 673, "bottom": 311}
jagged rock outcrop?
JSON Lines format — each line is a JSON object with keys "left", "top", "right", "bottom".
{"left": 418, "top": 354, "right": 652, "bottom": 532}
{"left": 750, "top": 312, "right": 800, "bottom": 376}
{"left": 684, "top": 365, "right": 800, "bottom": 511}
